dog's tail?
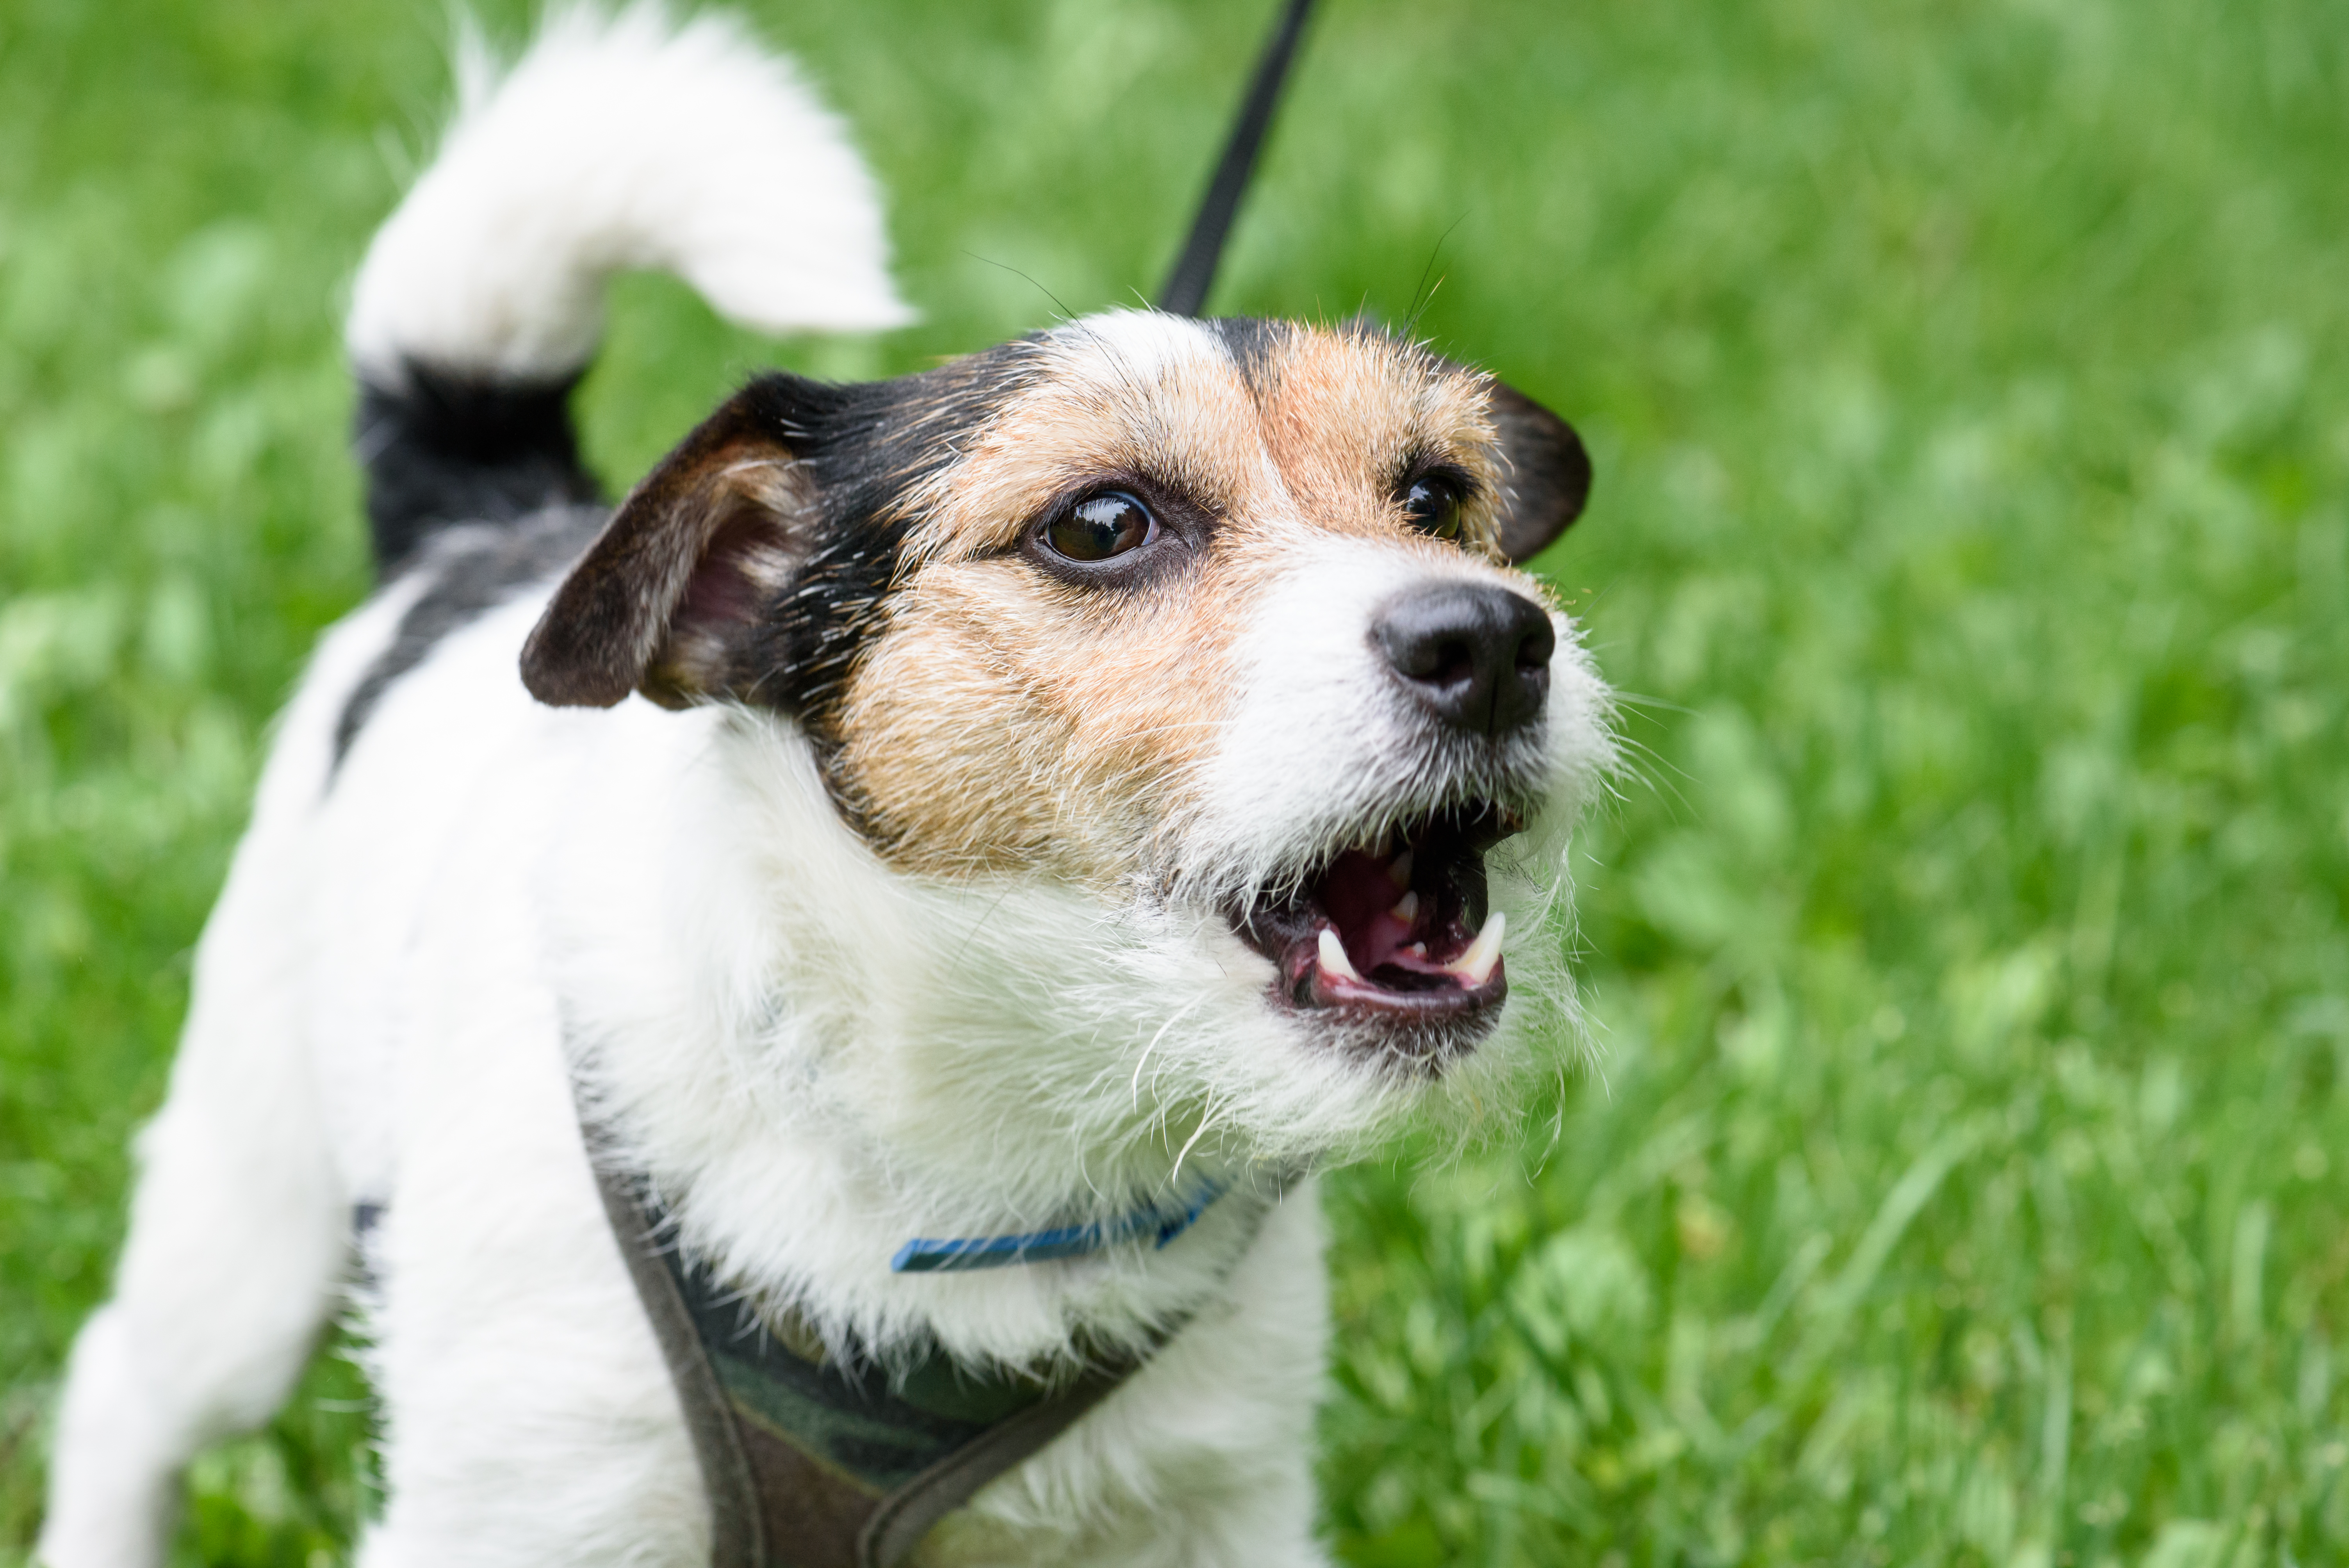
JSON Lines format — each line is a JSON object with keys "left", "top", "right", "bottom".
{"left": 345, "top": 4, "right": 912, "bottom": 575}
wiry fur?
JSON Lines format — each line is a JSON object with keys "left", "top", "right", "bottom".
{"left": 41, "top": 9, "right": 1614, "bottom": 1568}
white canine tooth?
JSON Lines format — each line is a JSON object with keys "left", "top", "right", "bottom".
{"left": 1388, "top": 849, "right": 1413, "bottom": 887}
{"left": 1448, "top": 910, "right": 1506, "bottom": 986}
{"left": 1391, "top": 890, "right": 1420, "bottom": 924}
{"left": 1317, "top": 927, "right": 1362, "bottom": 982}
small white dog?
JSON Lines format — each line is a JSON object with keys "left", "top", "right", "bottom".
{"left": 39, "top": 9, "right": 1615, "bottom": 1566}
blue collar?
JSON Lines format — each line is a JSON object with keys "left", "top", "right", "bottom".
{"left": 890, "top": 1181, "right": 1226, "bottom": 1274}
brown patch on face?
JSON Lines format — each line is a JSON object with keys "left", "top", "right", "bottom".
{"left": 833, "top": 551, "right": 1249, "bottom": 880}
{"left": 1245, "top": 327, "right": 1508, "bottom": 556}
{"left": 827, "top": 316, "right": 1530, "bottom": 886}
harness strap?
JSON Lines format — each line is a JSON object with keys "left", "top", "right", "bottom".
{"left": 587, "top": 1158, "right": 768, "bottom": 1568}
{"left": 854, "top": 1360, "right": 1134, "bottom": 1566}
{"left": 583, "top": 1137, "right": 1183, "bottom": 1568}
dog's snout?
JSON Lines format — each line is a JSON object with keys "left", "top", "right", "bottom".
{"left": 1372, "top": 583, "right": 1554, "bottom": 738}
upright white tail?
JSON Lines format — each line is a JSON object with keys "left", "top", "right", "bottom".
{"left": 346, "top": 3, "right": 913, "bottom": 387}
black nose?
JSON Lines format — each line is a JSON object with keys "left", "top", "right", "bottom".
{"left": 1372, "top": 583, "right": 1555, "bottom": 737}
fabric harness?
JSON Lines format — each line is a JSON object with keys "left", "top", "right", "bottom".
{"left": 583, "top": 1155, "right": 1202, "bottom": 1568}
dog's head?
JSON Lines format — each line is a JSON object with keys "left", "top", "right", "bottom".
{"left": 525, "top": 312, "right": 1612, "bottom": 1168}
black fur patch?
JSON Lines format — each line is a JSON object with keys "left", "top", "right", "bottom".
{"left": 1204, "top": 315, "right": 1291, "bottom": 398}
{"left": 1483, "top": 380, "right": 1592, "bottom": 563}
{"left": 354, "top": 363, "right": 602, "bottom": 576}
{"left": 333, "top": 504, "right": 607, "bottom": 771}
{"left": 729, "top": 353, "right": 1034, "bottom": 749}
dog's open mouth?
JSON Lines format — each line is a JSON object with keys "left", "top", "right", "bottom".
{"left": 1234, "top": 802, "right": 1523, "bottom": 1024}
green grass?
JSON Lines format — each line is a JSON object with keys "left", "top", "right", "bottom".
{"left": 4, "top": 0, "right": 2347, "bottom": 1563}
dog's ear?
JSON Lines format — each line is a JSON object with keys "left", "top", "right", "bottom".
{"left": 1487, "top": 380, "right": 1593, "bottom": 565}
{"left": 522, "top": 376, "right": 816, "bottom": 710}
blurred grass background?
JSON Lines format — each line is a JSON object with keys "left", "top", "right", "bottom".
{"left": 4, "top": 0, "right": 2347, "bottom": 1563}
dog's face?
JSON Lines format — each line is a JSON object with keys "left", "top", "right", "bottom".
{"left": 525, "top": 312, "right": 1612, "bottom": 1167}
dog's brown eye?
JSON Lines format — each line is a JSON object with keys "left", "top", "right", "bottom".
{"left": 1403, "top": 476, "right": 1463, "bottom": 540}
{"left": 1046, "top": 492, "right": 1157, "bottom": 562}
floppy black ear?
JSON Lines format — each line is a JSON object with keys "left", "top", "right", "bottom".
{"left": 521, "top": 376, "right": 816, "bottom": 710}
{"left": 1487, "top": 380, "right": 1592, "bottom": 565}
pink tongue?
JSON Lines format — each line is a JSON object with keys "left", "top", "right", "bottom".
{"left": 1319, "top": 851, "right": 1431, "bottom": 975}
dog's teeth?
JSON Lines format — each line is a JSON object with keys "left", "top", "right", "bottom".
{"left": 1403, "top": 941, "right": 1427, "bottom": 959}
{"left": 1391, "top": 889, "right": 1419, "bottom": 924}
{"left": 1317, "top": 927, "right": 1362, "bottom": 983}
{"left": 1387, "top": 849, "right": 1413, "bottom": 887}
{"left": 1447, "top": 910, "right": 1506, "bottom": 986}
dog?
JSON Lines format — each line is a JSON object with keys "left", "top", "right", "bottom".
{"left": 38, "top": 8, "right": 1615, "bottom": 1565}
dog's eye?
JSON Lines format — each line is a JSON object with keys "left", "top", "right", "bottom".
{"left": 1046, "top": 492, "right": 1157, "bottom": 563}
{"left": 1402, "top": 476, "right": 1463, "bottom": 540}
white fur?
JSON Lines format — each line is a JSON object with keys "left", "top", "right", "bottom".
{"left": 347, "top": 4, "right": 911, "bottom": 384}
{"left": 1044, "top": 310, "right": 1228, "bottom": 390}
{"left": 41, "top": 12, "right": 1613, "bottom": 1567}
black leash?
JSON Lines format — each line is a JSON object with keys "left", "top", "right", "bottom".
{"left": 1157, "top": 0, "right": 1317, "bottom": 317}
